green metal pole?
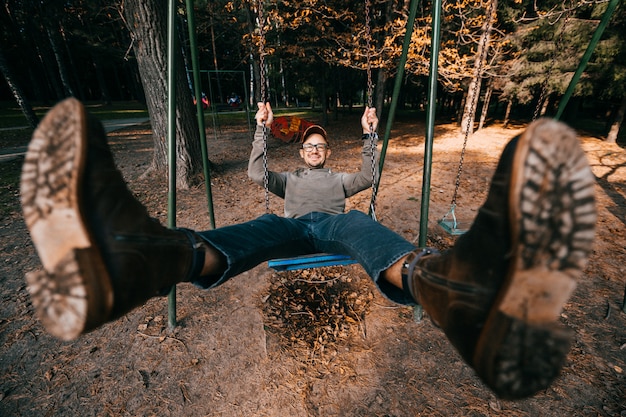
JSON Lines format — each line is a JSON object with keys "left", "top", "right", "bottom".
{"left": 418, "top": 0, "right": 442, "bottom": 248}
{"left": 554, "top": 0, "right": 620, "bottom": 120}
{"left": 377, "top": 0, "right": 421, "bottom": 183}
{"left": 186, "top": 0, "right": 216, "bottom": 229}
{"left": 167, "top": 0, "right": 177, "bottom": 329}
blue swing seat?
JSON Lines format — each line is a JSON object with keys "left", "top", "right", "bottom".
{"left": 268, "top": 253, "right": 358, "bottom": 271}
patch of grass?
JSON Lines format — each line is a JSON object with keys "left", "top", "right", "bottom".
{"left": 83, "top": 101, "right": 148, "bottom": 120}
{"left": 0, "top": 158, "right": 23, "bottom": 219}
{"left": 0, "top": 100, "right": 148, "bottom": 128}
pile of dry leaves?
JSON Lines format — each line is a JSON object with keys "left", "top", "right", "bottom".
{"left": 262, "top": 266, "right": 375, "bottom": 363}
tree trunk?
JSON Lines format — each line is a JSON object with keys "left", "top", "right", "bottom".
{"left": 34, "top": 36, "right": 64, "bottom": 101}
{"left": 375, "top": 68, "right": 386, "bottom": 116}
{"left": 46, "top": 25, "right": 77, "bottom": 98}
{"left": 503, "top": 98, "right": 512, "bottom": 127}
{"left": 245, "top": 5, "right": 260, "bottom": 104}
{"left": 320, "top": 70, "right": 329, "bottom": 125}
{"left": 460, "top": 0, "right": 497, "bottom": 135}
{"left": 59, "top": 23, "right": 84, "bottom": 100}
{"left": 478, "top": 80, "right": 493, "bottom": 130}
{"left": 122, "top": 0, "right": 203, "bottom": 189}
{"left": 279, "top": 57, "right": 288, "bottom": 107}
{"left": 606, "top": 95, "right": 626, "bottom": 143}
{"left": 457, "top": 90, "right": 467, "bottom": 125}
{"left": 0, "top": 47, "right": 39, "bottom": 128}
{"left": 373, "top": 0, "right": 394, "bottom": 117}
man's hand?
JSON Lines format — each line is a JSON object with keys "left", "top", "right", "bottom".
{"left": 255, "top": 102, "right": 274, "bottom": 126}
{"left": 361, "top": 107, "right": 378, "bottom": 134}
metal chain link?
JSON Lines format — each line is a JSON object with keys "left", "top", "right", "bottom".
{"left": 533, "top": 2, "right": 573, "bottom": 120}
{"left": 365, "top": 0, "right": 373, "bottom": 108}
{"left": 257, "top": 0, "right": 270, "bottom": 213}
{"left": 450, "top": 0, "right": 493, "bottom": 208}
{"left": 258, "top": 0, "right": 379, "bottom": 217}
{"left": 365, "top": 0, "right": 378, "bottom": 219}
{"left": 258, "top": 1, "right": 266, "bottom": 104}
{"left": 368, "top": 131, "right": 378, "bottom": 220}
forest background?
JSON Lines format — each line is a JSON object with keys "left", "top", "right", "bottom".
{"left": 1, "top": 0, "right": 625, "bottom": 187}
{"left": 1, "top": 2, "right": 625, "bottom": 415}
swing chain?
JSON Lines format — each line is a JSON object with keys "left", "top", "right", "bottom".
{"left": 257, "top": 0, "right": 270, "bottom": 213}
{"left": 262, "top": 124, "right": 270, "bottom": 213}
{"left": 257, "top": 0, "right": 378, "bottom": 217}
{"left": 533, "top": 1, "right": 574, "bottom": 120}
{"left": 257, "top": 1, "right": 267, "bottom": 102}
{"left": 450, "top": 0, "right": 492, "bottom": 209}
{"left": 368, "top": 130, "right": 378, "bottom": 221}
{"left": 365, "top": 0, "right": 373, "bottom": 108}
{"left": 365, "top": 0, "right": 378, "bottom": 219}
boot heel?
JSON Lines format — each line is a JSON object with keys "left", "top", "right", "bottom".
{"left": 473, "top": 310, "right": 572, "bottom": 400}
{"left": 25, "top": 247, "right": 113, "bottom": 341}
{"left": 471, "top": 118, "right": 597, "bottom": 399}
{"left": 498, "top": 267, "right": 577, "bottom": 325}
{"left": 473, "top": 267, "right": 577, "bottom": 399}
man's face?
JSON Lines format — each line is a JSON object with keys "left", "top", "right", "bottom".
{"left": 299, "top": 133, "right": 331, "bottom": 168}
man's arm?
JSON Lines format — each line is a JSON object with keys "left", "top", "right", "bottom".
{"left": 247, "top": 103, "right": 287, "bottom": 198}
{"left": 342, "top": 107, "right": 380, "bottom": 196}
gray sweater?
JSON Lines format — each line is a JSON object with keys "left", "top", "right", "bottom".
{"left": 248, "top": 126, "right": 379, "bottom": 218}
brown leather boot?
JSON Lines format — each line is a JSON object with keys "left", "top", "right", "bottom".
{"left": 20, "top": 98, "right": 206, "bottom": 340}
{"left": 403, "top": 119, "right": 596, "bottom": 399}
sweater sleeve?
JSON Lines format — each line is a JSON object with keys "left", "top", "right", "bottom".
{"left": 341, "top": 135, "right": 379, "bottom": 197}
{"left": 247, "top": 125, "right": 287, "bottom": 198}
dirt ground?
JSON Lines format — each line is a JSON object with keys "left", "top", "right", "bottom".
{"left": 1, "top": 111, "right": 625, "bottom": 416}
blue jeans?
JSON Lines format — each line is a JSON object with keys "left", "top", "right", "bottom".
{"left": 194, "top": 210, "right": 416, "bottom": 304}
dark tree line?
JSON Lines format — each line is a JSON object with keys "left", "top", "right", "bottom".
{"left": 2, "top": 0, "right": 624, "bottom": 184}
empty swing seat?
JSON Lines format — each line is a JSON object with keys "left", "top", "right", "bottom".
{"left": 268, "top": 253, "right": 358, "bottom": 271}
{"left": 438, "top": 218, "right": 470, "bottom": 235}
{"left": 438, "top": 205, "right": 470, "bottom": 235}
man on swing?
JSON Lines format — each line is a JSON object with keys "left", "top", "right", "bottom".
{"left": 21, "top": 98, "right": 596, "bottom": 400}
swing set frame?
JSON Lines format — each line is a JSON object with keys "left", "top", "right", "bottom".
{"left": 164, "top": 0, "right": 621, "bottom": 328}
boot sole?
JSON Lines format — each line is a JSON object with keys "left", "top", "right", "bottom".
{"left": 21, "top": 98, "right": 113, "bottom": 340}
{"left": 473, "top": 119, "right": 597, "bottom": 399}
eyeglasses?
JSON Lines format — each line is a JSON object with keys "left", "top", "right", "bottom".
{"left": 302, "top": 143, "right": 329, "bottom": 152}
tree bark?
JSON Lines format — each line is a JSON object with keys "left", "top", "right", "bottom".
{"left": 375, "top": 69, "right": 386, "bottom": 116}
{"left": 606, "top": 95, "right": 625, "bottom": 143}
{"left": 457, "top": 90, "right": 467, "bottom": 124}
{"left": 503, "top": 98, "right": 512, "bottom": 127}
{"left": 59, "top": 23, "right": 84, "bottom": 100}
{"left": 478, "top": 80, "right": 493, "bottom": 130}
{"left": 122, "top": 0, "right": 203, "bottom": 189}
{"left": 0, "top": 47, "right": 39, "bottom": 128}
{"left": 33, "top": 32, "right": 64, "bottom": 101}
{"left": 46, "top": 25, "right": 77, "bottom": 98}
{"left": 374, "top": 0, "right": 394, "bottom": 117}
{"left": 460, "top": 0, "right": 497, "bottom": 135}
